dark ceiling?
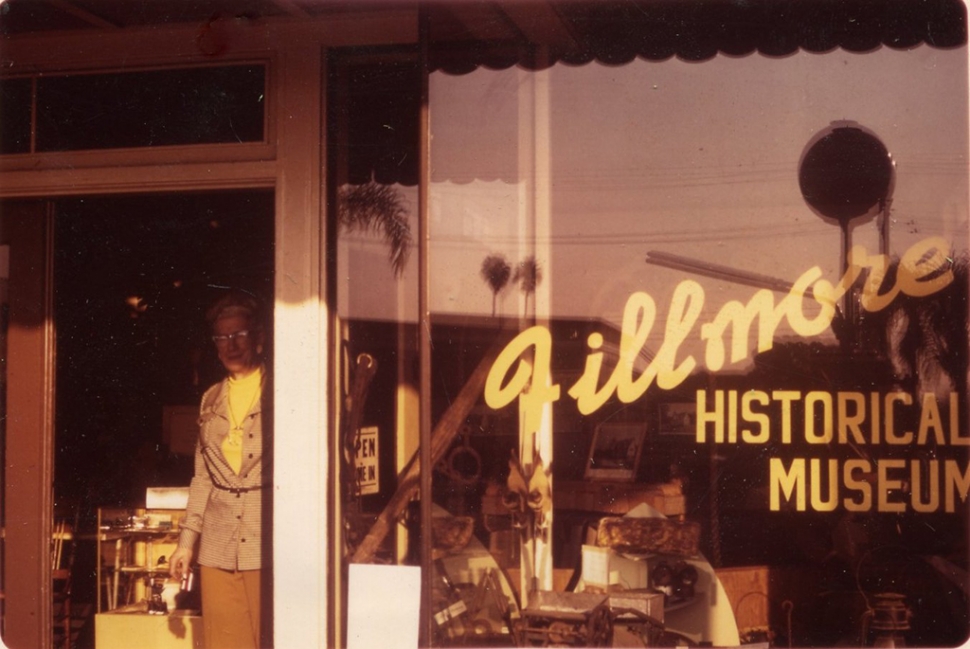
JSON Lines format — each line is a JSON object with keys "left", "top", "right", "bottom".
{"left": 1, "top": 0, "right": 966, "bottom": 72}
{"left": 0, "top": 0, "right": 286, "bottom": 34}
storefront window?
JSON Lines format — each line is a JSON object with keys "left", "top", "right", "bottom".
{"left": 338, "top": 38, "right": 968, "bottom": 648}
{"left": 328, "top": 49, "right": 423, "bottom": 643}
{"left": 425, "top": 47, "right": 968, "bottom": 647}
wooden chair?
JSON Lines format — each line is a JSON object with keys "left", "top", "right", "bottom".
{"left": 52, "top": 515, "right": 77, "bottom": 649}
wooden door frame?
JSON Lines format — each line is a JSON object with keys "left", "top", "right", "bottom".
{"left": 2, "top": 201, "right": 55, "bottom": 649}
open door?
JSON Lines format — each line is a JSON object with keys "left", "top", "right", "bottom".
{"left": 2, "top": 191, "right": 276, "bottom": 649}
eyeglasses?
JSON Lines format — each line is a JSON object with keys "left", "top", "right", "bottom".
{"left": 212, "top": 330, "right": 250, "bottom": 346}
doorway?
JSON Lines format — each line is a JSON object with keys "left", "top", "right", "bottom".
{"left": 4, "top": 189, "right": 274, "bottom": 648}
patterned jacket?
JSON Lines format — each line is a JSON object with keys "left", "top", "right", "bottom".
{"left": 177, "top": 376, "right": 270, "bottom": 571}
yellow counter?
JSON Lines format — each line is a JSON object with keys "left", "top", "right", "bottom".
{"left": 95, "top": 603, "right": 202, "bottom": 649}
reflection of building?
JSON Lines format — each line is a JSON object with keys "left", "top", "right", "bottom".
{"left": 1, "top": 2, "right": 968, "bottom": 648}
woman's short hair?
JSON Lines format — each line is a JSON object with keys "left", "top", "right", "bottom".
{"left": 205, "top": 289, "right": 265, "bottom": 331}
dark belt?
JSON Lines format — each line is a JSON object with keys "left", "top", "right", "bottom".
{"left": 211, "top": 482, "right": 269, "bottom": 497}
{"left": 201, "top": 445, "right": 268, "bottom": 497}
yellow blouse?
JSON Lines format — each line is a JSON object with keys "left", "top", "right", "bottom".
{"left": 221, "top": 366, "right": 263, "bottom": 474}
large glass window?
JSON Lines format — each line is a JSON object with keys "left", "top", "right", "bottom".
{"left": 335, "top": 40, "right": 968, "bottom": 649}
{"left": 427, "top": 47, "right": 968, "bottom": 648}
{"left": 327, "top": 49, "right": 423, "bottom": 638}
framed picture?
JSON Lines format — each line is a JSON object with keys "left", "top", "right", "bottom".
{"left": 658, "top": 402, "right": 696, "bottom": 437}
{"left": 584, "top": 422, "right": 646, "bottom": 481}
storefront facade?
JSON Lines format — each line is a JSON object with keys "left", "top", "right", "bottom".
{"left": 1, "top": 2, "right": 968, "bottom": 647}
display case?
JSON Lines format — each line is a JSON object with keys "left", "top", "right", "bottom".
{"left": 95, "top": 507, "right": 202, "bottom": 649}
{"left": 95, "top": 507, "right": 184, "bottom": 613}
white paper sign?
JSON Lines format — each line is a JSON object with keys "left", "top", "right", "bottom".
{"left": 581, "top": 544, "right": 610, "bottom": 591}
{"left": 347, "top": 563, "right": 421, "bottom": 649}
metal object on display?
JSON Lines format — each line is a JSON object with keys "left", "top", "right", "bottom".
{"left": 649, "top": 559, "right": 699, "bottom": 605}
{"left": 431, "top": 515, "right": 475, "bottom": 558}
{"left": 147, "top": 577, "right": 167, "bottom": 615}
{"left": 437, "top": 432, "right": 483, "bottom": 486}
{"left": 608, "top": 590, "right": 664, "bottom": 625}
{"left": 432, "top": 565, "right": 515, "bottom": 646}
{"left": 869, "top": 592, "right": 912, "bottom": 648}
{"left": 515, "top": 591, "right": 613, "bottom": 647}
{"left": 608, "top": 590, "right": 667, "bottom": 648}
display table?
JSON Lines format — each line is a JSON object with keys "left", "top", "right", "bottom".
{"left": 95, "top": 603, "right": 202, "bottom": 649}
{"left": 97, "top": 507, "right": 183, "bottom": 612}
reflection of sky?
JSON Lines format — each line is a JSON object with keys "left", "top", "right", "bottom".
{"left": 340, "top": 45, "right": 968, "bottom": 364}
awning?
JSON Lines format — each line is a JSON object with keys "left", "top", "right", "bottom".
{"left": 425, "top": 0, "right": 967, "bottom": 74}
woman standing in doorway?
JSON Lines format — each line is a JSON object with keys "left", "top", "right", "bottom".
{"left": 170, "top": 290, "right": 270, "bottom": 649}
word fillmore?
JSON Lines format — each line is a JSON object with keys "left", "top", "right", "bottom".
{"left": 485, "top": 237, "right": 954, "bottom": 421}
{"left": 483, "top": 237, "right": 965, "bottom": 514}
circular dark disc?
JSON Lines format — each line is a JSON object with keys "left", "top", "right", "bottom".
{"left": 798, "top": 125, "right": 894, "bottom": 224}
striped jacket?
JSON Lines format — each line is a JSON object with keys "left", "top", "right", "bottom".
{"left": 177, "top": 376, "right": 270, "bottom": 571}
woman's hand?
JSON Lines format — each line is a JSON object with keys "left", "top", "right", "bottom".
{"left": 169, "top": 547, "right": 193, "bottom": 580}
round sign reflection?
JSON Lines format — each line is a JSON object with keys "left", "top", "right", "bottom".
{"left": 798, "top": 124, "right": 894, "bottom": 225}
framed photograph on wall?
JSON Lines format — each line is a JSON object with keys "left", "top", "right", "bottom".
{"left": 584, "top": 422, "right": 647, "bottom": 481}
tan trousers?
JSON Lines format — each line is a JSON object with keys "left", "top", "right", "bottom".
{"left": 200, "top": 566, "right": 261, "bottom": 649}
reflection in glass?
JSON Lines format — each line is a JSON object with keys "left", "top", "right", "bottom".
{"left": 428, "top": 47, "right": 968, "bottom": 648}
{"left": 333, "top": 39, "right": 968, "bottom": 648}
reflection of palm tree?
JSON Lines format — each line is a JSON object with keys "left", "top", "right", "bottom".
{"left": 867, "top": 252, "right": 969, "bottom": 399}
{"left": 480, "top": 254, "right": 511, "bottom": 317}
{"left": 514, "top": 256, "right": 542, "bottom": 317}
{"left": 338, "top": 182, "right": 412, "bottom": 276}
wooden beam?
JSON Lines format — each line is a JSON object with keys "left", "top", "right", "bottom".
{"left": 439, "top": 2, "right": 519, "bottom": 42}
{"left": 0, "top": 160, "right": 276, "bottom": 199}
{"left": 47, "top": 0, "right": 120, "bottom": 29}
{"left": 268, "top": 0, "right": 310, "bottom": 19}
{"left": 0, "top": 10, "right": 417, "bottom": 72}
{"left": 495, "top": 1, "right": 579, "bottom": 52}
